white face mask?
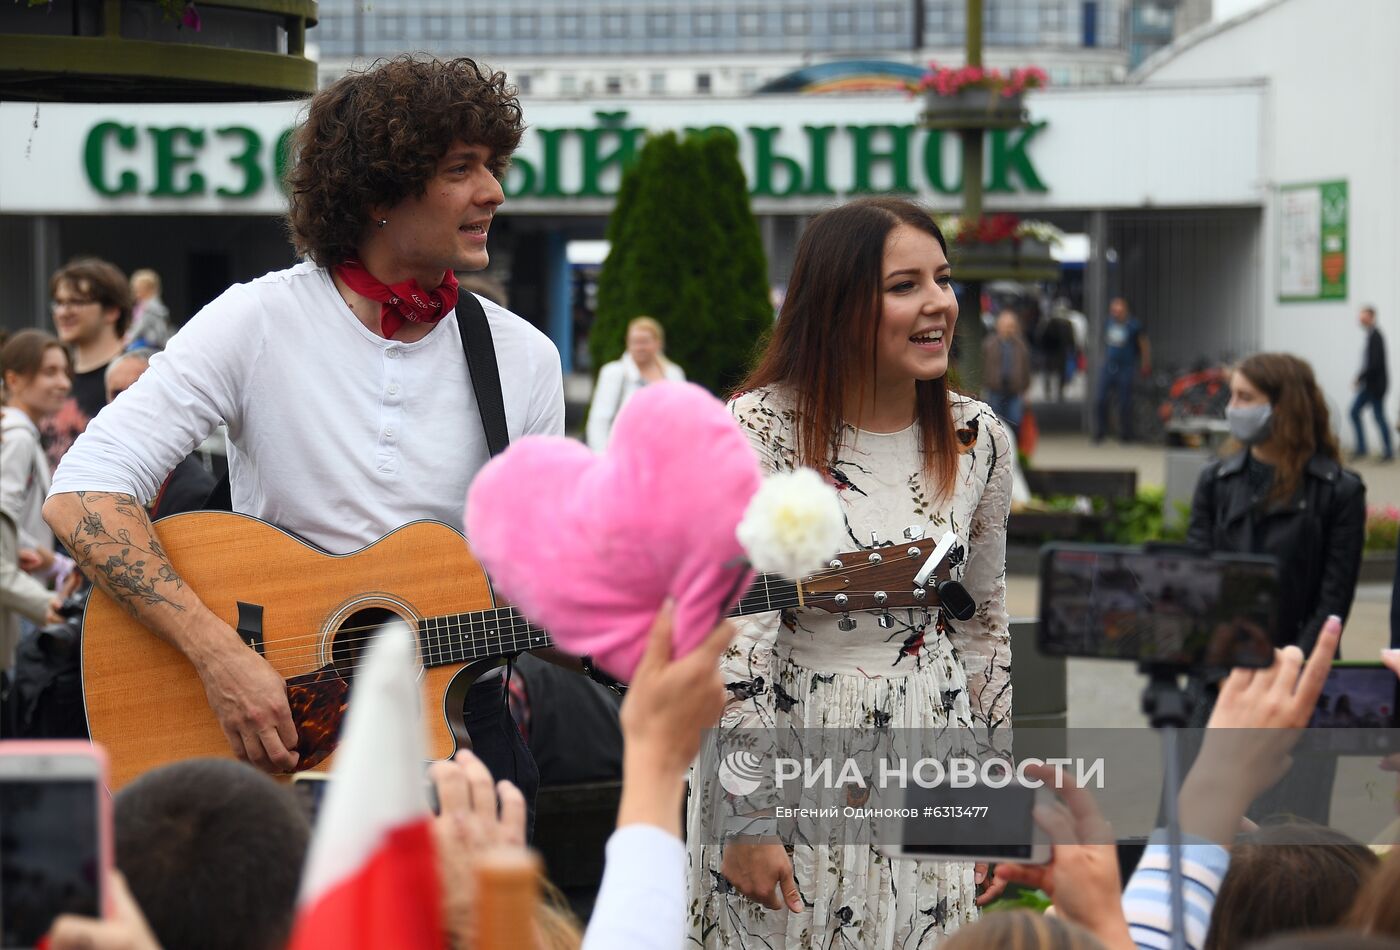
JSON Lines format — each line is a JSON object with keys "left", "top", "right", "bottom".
{"left": 1227, "top": 403, "right": 1273, "bottom": 445}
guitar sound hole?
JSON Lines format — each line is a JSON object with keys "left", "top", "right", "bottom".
{"left": 331, "top": 607, "right": 404, "bottom": 682}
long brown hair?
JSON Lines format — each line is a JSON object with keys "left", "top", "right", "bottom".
{"left": 1204, "top": 822, "right": 1378, "bottom": 949}
{"left": 1348, "top": 846, "right": 1400, "bottom": 937}
{"left": 1233, "top": 353, "right": 1340, "bottom": 504}
{"left": 735, "top": 196, "right": 960, "bottom": 498}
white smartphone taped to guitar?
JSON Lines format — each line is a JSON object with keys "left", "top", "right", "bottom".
{"left": 0, "top": 741, "right": 112, "bottom": 949}
{"left": 879, "top": 778, "right": 1052, "bottom": 866}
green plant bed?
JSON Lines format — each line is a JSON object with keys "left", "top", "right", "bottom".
{"left": 1010, "top": 486, "right": 1189, "bottom": 546}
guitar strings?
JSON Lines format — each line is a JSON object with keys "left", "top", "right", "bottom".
{"left": 191, "top": 552, "right": 943, "bottom": 675}
{"left": 239, "top": 549, "right": 943, "bottom": 668}
{"left": 252, "top": 586, "right": 946, "bottom": 675}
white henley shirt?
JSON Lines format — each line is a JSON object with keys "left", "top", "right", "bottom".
{"left": 49, "top": 261, "right": 565, "bottom": 554}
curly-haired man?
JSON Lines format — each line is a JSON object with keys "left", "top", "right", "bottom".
{"left": 44, "top": 58, "right": 563, "bottom": 800}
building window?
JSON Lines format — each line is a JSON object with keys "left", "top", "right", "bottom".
{"left": 925, "top": 3, "right": 948, "bottom": 30}
{"left": 693, "top": 10, "right": 717, "bottom": 36}
{"left": 605, "top": 75, "right": 623, "bottom": 94}
{"left": 739, "top": 10, "right": 762, "bottom": 34}
{"left": 783, "top": 9, "right": 808, "bottom": 33}
{"left": 647, "top": 11, "right": 673, "bottom": 36}
{"left": 739, "top": 70, "right": 758, "bottom": 91}
{"left": 695, "top": 72, "right": 712, "bottom": 93}
{"left": 876, "top": 5, "right": 901, "bottom": 32}
{"left": 1040, "top": 2, "right": 1063, "bottom": 29}
{"left": 424, "top": 14, "right": 449, "bottom": 39}
{"left": 649, "top": 71, "right": 666, "bottom": 93}
{"left": 989, "top": 0, "right": 1016, "bottom": 32}
{"left": 604, "top": 12, "right": 627, "bottom": 37}
{"left": 560, "top": 74, "right": 577, "bottom": 94}
{"left": 1081, "top": 0, "right": 1097, "bottom": 46}
{"left": 1138, "top": 2, "right": 1173, "bottom": 29}
{"left": 469, "top": 15, "right": 494, "bottom": 38}
{"left": 512, "top": 14, "right": 537, "bottom": 38}
{"left": 831, "top": 7, "right": 854, "bottom": 32}
{"left": 558, "top": 13, "right": 581, "bottom": 36}
{"left": 516, "top": 73, "right": 532, "bottom": 95}
{"left": 379, "top": 12, "right": 404, "bottom": 38}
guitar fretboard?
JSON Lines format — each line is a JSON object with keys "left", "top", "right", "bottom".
{"left": 416, "top": 571, "right": 806, "bottom": 668}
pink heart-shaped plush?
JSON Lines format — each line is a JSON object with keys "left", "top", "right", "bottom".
{"left": 464, "top": 381, "right": 759, "bottom": 682}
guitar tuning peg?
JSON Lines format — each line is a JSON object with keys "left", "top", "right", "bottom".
{"left": 838, "top": 613, "right": 857, "bottom": 632}
{"left": 903, "top": 525, "right": 926, "bottom": 541}
{"left": 877, "top": 612, "right": 895, "bottom": 629}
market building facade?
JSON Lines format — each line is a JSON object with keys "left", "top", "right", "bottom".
{"left": 0, "top": 0, "right": 1391, "bottom": 438}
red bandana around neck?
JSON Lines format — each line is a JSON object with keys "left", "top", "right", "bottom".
{"left": 335, "top": 259, "right": 460, "bottom": 339}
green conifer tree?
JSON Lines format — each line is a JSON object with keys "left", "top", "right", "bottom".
{"left": 591, "top": 130, "right": 770, "bottom": 395}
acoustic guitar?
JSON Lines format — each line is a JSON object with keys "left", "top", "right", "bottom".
{"left": 81, "top": 511, "right": 948, "bottom": 789}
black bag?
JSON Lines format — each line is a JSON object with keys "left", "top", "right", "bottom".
{"left": 10, "top": 589, "right": 89, "bottom": 739}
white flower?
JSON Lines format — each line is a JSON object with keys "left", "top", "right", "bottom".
{"left": 736, "top": 468, "right": 845, "bottom": 580}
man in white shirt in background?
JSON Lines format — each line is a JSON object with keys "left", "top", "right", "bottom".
{"left": 44, "top": 56, "right": 565, "bottom": 803}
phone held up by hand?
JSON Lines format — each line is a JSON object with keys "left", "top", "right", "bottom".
{"left": 0, "top": 741, "right": 112, "bottom": 950}
{"left": 1307, "top": 662, "right": 1400, "bottom": 754}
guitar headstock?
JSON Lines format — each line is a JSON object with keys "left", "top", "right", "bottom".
{"left": 798, "top": 540, "right": 952, "bottom": 614}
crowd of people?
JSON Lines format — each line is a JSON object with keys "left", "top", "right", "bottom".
{"left": 1, "top": 52, "right": 1398, "bottom": 950}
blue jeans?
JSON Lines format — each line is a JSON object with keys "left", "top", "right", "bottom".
{"left": 1094, "top": 364, "right": 1134, "bottom": 441}
{"left": 985, "top": 392, "right": 1024, "bottom": 431}
{"left": 1349, "top": 390, "right": 1392, "bottom": 457}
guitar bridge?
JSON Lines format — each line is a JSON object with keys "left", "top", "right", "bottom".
{"left": 236, "top": 601, "right": 265, "bottom": 655}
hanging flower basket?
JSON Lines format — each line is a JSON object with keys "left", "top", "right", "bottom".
{"left": 912, "top": 63, "right": 1047, "bottom": 131}
{"left": 952, "top": 238, "right": 1059, "bottom": 282}
{"left": 922, "top": 87, "right": 1027, "bottom": 130}
{"left": 936, "top": 214, "right": 1062, "bottom": 282}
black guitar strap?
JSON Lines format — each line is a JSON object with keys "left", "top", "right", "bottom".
{"left": 456, "top": 292, "right": 510, "bottom": 459}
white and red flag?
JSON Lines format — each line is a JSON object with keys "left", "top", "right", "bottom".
{"left": 287, "top": 625, "right": 445, "bottom": 950}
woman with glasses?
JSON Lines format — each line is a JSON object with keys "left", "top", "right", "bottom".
{"left": 43, "top": 257, "right": 132, "bottom": 468}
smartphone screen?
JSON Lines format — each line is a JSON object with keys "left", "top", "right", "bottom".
{"left": 1038, "top": 545, "right": 1278, "bottom": 669}
{"left": 895, "top": 782, "right": 1042, "bottom": 861}
{"left": 291, "top": 773, "right": 331, "bottom": 826}
{"left": 1308, "top": 664, "right": 1400, "bottom": 753}
{"left": 0, "top": 779, "right": 102, "bottom": 948}
{"left": 292, "top": 772, "right": 438, "bottom": 826}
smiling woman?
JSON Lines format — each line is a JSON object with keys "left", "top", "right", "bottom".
{"left": 1, "top": 330, "right": 73, "bottom": 591}
{"left": 686, "top": 197, "right": 1015, "bottom": 949}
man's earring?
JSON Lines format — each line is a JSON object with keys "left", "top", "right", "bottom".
{"left": 377, "top": 218, "right": 387, "bottom": 228}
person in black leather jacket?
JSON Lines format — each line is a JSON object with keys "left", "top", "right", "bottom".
{"left": 1188, "top": 352, "right": 1365, "bottom": 655}
{"left": 1185, "top": 353, "right": 1363, "bottom": 824}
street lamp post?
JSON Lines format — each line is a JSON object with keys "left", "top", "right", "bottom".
{"left": 917, "top": 0, "right": 1056, "bottom": 393}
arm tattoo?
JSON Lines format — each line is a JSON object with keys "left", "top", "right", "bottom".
{"left": 64, "top": 491, "right": 186, "bottom": 615}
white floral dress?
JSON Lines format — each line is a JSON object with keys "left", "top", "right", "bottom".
{"left": 686, "top": 386, "right": 1014, "bottom": 949}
